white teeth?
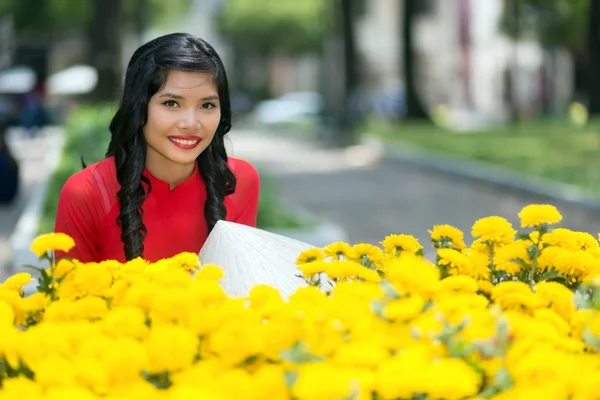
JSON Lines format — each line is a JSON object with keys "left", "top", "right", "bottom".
{"left": 170, "top": 138, "right": 200, "bottom": 145}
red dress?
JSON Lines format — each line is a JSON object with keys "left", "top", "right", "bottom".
{"left": 54, "top": 156, "right": 260, "bottom": 263}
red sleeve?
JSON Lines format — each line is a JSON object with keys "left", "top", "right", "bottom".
{"left": 54, "top": 172, "right": 102, "bottom": 263}
{"left": 229, "top": 158, "right": 260, "bottom": 227}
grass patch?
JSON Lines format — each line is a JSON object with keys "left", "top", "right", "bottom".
{"left": 366, "top": 118, "right": 600, "bottom": 194}
{"left": 39, "top": 105, "right": 308, "bottom": 235}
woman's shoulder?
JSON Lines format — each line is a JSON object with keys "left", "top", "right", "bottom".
{"left": 227, "top": 157, "right": 260, "bottom": 199}
{"left": 228, "top": 157, "right": 259, "bottom": 183}
{"left": 60, "top": 157, "right": 118, "bottom": 201}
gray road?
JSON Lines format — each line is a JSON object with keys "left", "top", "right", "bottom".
{"left": 229, "top": 130, "right": 600, "bottom": 254}
{"left": 3, "top": 128, "right": 600, "bottom": 275}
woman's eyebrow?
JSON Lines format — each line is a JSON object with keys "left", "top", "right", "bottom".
{"left": 158, "top": 93, "right": 219, "bottom": 101}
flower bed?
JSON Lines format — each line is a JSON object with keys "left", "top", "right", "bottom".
{"left": 1, "top": 204, "right": 600, "bottom": 399}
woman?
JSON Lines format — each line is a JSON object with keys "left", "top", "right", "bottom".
{"left": 54, "top": 33, "right": 260, "bottom": 263}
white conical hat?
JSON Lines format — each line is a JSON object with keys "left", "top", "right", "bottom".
{"left": 198, "top": 221, "right": 314, "bottom": 298}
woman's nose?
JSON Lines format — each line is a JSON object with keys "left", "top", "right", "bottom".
{"left": 178, "top": 110, "right": 201, "bottom": 130}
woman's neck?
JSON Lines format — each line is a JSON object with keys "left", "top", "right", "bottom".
{"left": 145, "top": 153, "right": 196, "bottom": 190}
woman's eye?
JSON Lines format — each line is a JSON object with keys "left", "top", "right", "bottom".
{"left": 163, "top": 100, "right": 179, "bottom": 108}
{"left": 201, "top": 102, "right": 216, "bottom": 109}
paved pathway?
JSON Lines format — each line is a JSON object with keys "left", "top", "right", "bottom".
{"left": 229, "top": 130, "right": 600, "bottom": 257}
{"left": 4, "top": 127, "right": 600, "bottom": 275}
{"left": 0, "top": 128, "right": 64, "bottom": 279}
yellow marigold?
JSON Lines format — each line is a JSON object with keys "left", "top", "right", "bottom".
{"left": 534, "top": 281, "right": 576, "bottom": 323}
{"left": 1, "top": 272, "right": 32, "bottom": 294}
{"left": 195, "top": 264, "right": 225, "bottom": 281}
{"left": 429, "top": 224, "right": 466, "bottom": 249}
{"left": 477, "top": 279, "right": 494, "bottom": 295}
{"left": 518, "top": 204, "right": 562, "bottom": 228}
{"left": 438, "top": 275, "right": 479, "bottom": 293}
{"left": 352, "top": 243, "right": 384, "bottom": 263}
{"left": 491, "top": 282, "right": 541, "bottom": 311}
{"left": 381, "top": 234, "right": 423, "bottom": 256}
{"left": 145, "top": 325, "right": 199, "bottom": 373}
{"left": 437, "top": 248, "right": 469, "bottom": 276}
{"left": 471, "top": 216, "right": 516, "bottom": 245}
{"left": 383, "top": 294, "right": 426, "bottom": 321}
{"left": 30, "top": 233, "right": 75, "bottom": 257}
{"left": 463, "top": 250, "right": 492, "bottom": 280}
{"left": 295, "top": 248, "right": 324, "bottom": 264}
{"left": 0, "top": 299, "right": 15, "bottom": 328}
{"left": 293, "top": 363, "right": 358, "bottom": 400}
{"left": 168, "top": 252, "right": 201, "bottom": 272}
{"left": 425, "top": 357, "right": 482, "bottom": 400}
{"left": 494, "top": 240, "right": 530, "bottom": 275}
{"left": 385, "top": 255, "right": 440, "bottom": 298}
{"left": 323, "top": 242, "right": 355, "bottom": 259}
{"left": 532, "top": 308, "right": 570, "bottom": 337}
{"left": 297, "top": 260, "right": 328, "bottom": 278}
{"left": 470, "top": 238, "right": 491, "bottom": 255}
{"left": 333, "top": 341, "right": 390, "bottom": 368}
{"left": 544, "top": 228, "right": 598, "bottom": 251}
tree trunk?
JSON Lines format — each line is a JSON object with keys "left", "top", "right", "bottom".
{"left": 338, "top": 0, "right": 360, "bottom": 146}
{"left": 587, "top": 0, "right": 600, "bottom": 115}
{"left": 402, "top": 0, "right": 429, "bottom": 120}
{"left": 318, "top": 0, "right": 360, "bottom": 147}
{"left": 87, "top": 0, "right": 123, "bottom": 102}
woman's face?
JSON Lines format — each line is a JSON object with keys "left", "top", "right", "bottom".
{"left": 144, "top": 70, "right": 221, "bottom": 174}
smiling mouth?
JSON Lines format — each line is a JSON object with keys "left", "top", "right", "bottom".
{"left": 169, "top": 138, "right": 201, "bottom": 145}
{"left": 168, "top": 137, "right": 202, "bottom": 149}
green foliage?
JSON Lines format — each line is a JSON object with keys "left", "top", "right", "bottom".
{"left": 0, "top": 0, "right": 191, "bottom": 37}
{"left": 39, "top": 104, "right": 306, "bottom": 234}
{"left": 218, "top": 0, "right": 329, "bottom": 54}
{"left": 499, "top": 0, "right": 588, "bottom": 52}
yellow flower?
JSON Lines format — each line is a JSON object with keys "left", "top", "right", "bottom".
{"left": 145, "top": 324, "right": 198, "bottom": 373}
{"left": 196, "top": 264, "right": 225, "bottom": 281}
{"left": 494, "top": 240, "right": 530, "bottom": 275}
{"left": 518, "top": 204, "right": 563, "bottom": 228}
{"left": 293, "top": 363, "right": 359, "bottom": 400}
{"left": 333, "top": 341, "right": 389, "bottom": 368}
{"left": 425, "top": 358, "right": 481, "bottom": 400}
{"left": 57, "top": 262, "right": 113, "bottom": 300}
{"left": 0, "top": 299, "right": 15, "bottom": 328}
{"left": 296, "top": 248, "right": 324, "bottom": 264}
{"left": 323, "top": 242, "right": 355, "bottom": 259}
{"left": 30, "top": 232, "right": 76, "bottom": 257}
{"left": 1, "top": 272, "right": 32, "bottom": 294}
{"left": 168, "top": 251, "right": 201, "bottom": 271}
{"left": 476, "top": 280, "right": 494, "bottom": 295}
{"left": 383, "top": 295, "right": 426, "bottom": 322}
{"left": 438, "top": 275, "right": 479, "bottom": 293}
{"left": 380, "top": 234, "right": 423, "bottom": 256}
{"left": 297, "top": 260, "right": 328, "bottom": 278}
{"left": 471, "top": 216, "right": 516, "bottom": 245}
{"left": 351, "top": 243, "right": 384, "bottom": 264}
{"left": 101, "top": 306, "right": 149, "bottom": 340}
{"left": 491, "top": 281, "right": 541, "bottom": 311}
{"left": 429, "top": 224, "right": 466, "bottom": 249}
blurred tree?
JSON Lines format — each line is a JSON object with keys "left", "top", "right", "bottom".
{"left": 500, "top": 0, "right": 587, "bottom": 52}
{"left": 588, "top": 0, "right": 600, "bottom": 114}
{"left": 217, "top": 0, "right": 328, "bottom": 55}
{"left": 402, "top": 0, "right": 430, "bottom": 120}
{"left": 500, "top": 0, "right": 589, "bottom": 115}
{"left": 0, "top": 0, "right": 191, "bottom": 100}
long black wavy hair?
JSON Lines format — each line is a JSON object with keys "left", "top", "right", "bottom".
{"left": 106, "top": 33, "right": 236, "bottom": 261}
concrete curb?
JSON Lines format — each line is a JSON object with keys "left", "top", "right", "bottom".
{"left": 9, "top": 132, "right": 66, "bottom": 274}
{"left": 365, "top": 135, "right": 600, "bottom": 213}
